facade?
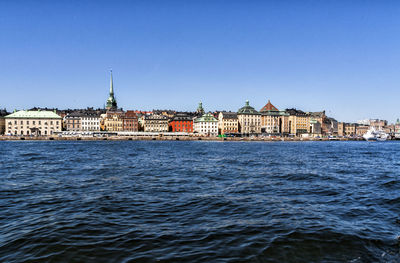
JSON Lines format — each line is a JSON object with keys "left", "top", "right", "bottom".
{"left": 194, "top": 113, "right": 218, "bottom": 136}
{"left": 285, "top": 109, "right": 311, "bottom": 135}
{"left": 143, "top": 114, "right": 169, "bottom": 132}
{"left": 323, "top": 117, "right": 338, "bottom": 135}
{"left": 0, "top": 109, "right": 8, "bottom": 135}
{"left": 5, "top": 110, "right": 62, "bottom": 136}
{"left": 259, "top": 100, "right": 288, "bottom": 134}
{"left": 309, "top": 111, "right": 325, "bottom": 135}
{"left": 237, "top": 100, "right": 261, "bottom": 135}
{"left": 122, "top": 111, "right": 139, "bottom": 131}
{"left": 218, "top": 111, "right": 238, "bottom": 135}
{"left": 105, "top": 70, "right": 118, "bottom": 110}
{"left": 64, "top": 111, "right": 101, "bottom": 131}
{"left": 64, "top": 112, "right": 83, "bottom": 131}
{"left": 310, "top": 118, "right": 322, "bottom": 135}
{"left": 369, "top": 119, "right": 387, "bottom": 130}
{"left": 169, "top": 113, "right": 193, "bottom": 132}
{"left": 104, "top": 110, "right": 124, "bottom": 132}
{"left": 395, "top": 119, "right": 400, "bottom": 137}
{"left": 338, "top": 122, "right": 357, "bottom": 137}
{"left": 356, "top": 125, "right": 369, "bottom": 137}
{"left": 81, "top": 113, "right": 101, "bottom": 131}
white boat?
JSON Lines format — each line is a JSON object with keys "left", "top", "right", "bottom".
{"left": 362, "top": 127, "right": 388, "bottom": 141}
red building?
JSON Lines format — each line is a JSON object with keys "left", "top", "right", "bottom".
{"left": 169, "top": 114, "right": 194, "bottom": 132}
{"left": 122, "top": 111, "right": 139, "bottom": 131}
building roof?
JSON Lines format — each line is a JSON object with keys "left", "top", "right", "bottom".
{"left": 220, "top": 111, "right": 238, "bottom": 119}
{"left": 5, "top": 110, "right": 62, "bottom": 119}
{"left": 260, "top": 100, "right": 279, "bottom": 112}
{"left": 171, "top": 113, "right": 194, "bottom": 121}
{"left": 144, "top": 114, "right": 168, "bottom": 120}
{"left": 285, "top": 108, "right": 309, "bottom": 116}
{"left": 238, "top": 100, "right": 260, "bottom": 115}
{"left": 194, "top": 113, "right": 218, "bottom": 123}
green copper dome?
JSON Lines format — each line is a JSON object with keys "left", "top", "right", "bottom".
{"left": 237, "top": 100, "right": 260, "bottom": 115}
{"left": 194, "top": 113, "right": 218, "bottom": 123}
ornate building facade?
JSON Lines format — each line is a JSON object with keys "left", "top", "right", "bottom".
{"left": 237, "top": 100, "right": 261, "bottom": 135}
{"left": 143, "top": 114, "right": 169, "bottom": 132}
{"left": 194, "top": 113, "right": 218, "bottom": 136}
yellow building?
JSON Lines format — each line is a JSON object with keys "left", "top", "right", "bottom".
{"left": 104, "top": 110, "right": 124, "bottom": 132}
{"left": 285, "top": 109, "right": 311, "bottom": 135}
{"left": 218, "top": 112, "right": 238, "bottom": 135}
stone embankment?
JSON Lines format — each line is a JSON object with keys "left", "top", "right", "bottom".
{"left": 0, "top": 135, "right": 363, "bottom": 142}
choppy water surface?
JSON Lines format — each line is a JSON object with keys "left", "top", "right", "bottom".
{"left": 0, "top": 141, "right": 400, "bottom": 262}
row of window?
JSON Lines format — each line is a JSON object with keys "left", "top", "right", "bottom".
{"left": 11, "top": 120, "right": 59, "bottom": 125}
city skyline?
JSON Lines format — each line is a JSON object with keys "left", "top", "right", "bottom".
{"left": 1, "top": 1, "right": 400, "bottom": 123}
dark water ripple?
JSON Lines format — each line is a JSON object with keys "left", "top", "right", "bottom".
{"left": 0, "top": 141, "right": 400, "bottom": 262}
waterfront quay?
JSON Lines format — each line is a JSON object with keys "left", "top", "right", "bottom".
{"left": 0, "top": 134, "right": 363, "bottom": 142}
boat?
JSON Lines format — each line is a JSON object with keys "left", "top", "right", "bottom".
{"left": 362, "top": 127, "right": 388, "bottom": 141}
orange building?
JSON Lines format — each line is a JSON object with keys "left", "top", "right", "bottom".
{"left": 169, "top": 113, "right": 193, "bottom": 132}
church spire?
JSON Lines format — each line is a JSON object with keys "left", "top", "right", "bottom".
{"left": 105, "top": 70, "right": 117, "bottom": 110}
{"left": 109, "top": 70, "right": 114, "bottom": 95}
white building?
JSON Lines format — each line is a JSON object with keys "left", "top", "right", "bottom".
{"left": 5, "top": 110, "right": 62, "bottom": 136}
{"left": 194, "top": 113, "right": 218, "bottom": 136}
{"left": 81, "top": 113, "right": 101, "bottom": 131}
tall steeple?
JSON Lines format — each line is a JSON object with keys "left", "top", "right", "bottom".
{"left": 109, "top": 70, "right": 114, "bottom": 95}
{"left": 105, "top": 70, "right": 117, "bottom": 110}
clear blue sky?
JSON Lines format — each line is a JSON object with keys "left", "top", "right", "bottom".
{"left": 1, "top": 1, "right": 399, "bottom": 123}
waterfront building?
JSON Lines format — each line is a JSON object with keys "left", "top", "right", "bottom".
{"left": 169, "top": 113, "right": 194, "bottom": 132}
{"left": 64, "top": 111, "right": 101, "bottom": 132}
{"left": 81, "top": 113, "right": 101, "bottom": 131}
{"left": 395, "top": 119, "right": 400, "bottom": 137}
{"left": 259, "top": 100, "right": 288, "bottom": 134}
{"left": 338, "top": 122, "right": 358, "bottom": 137}
{"left": 143, "top": 114, "right": 169, "bottom": 132}
{"left": 5, "top": 110, "right": 62, "bottom": 136}
{"left": 104, "top": 110, "right": 124, "bottom": 132}
{"left": 122, "top": 111, "right": 139, "bottom": 131}
{"left": 237, "top": 100, "right": 261, "bottom": 135}
{"left": 323, "top": 117, "right": 338, "bottom": 135}
{"left": 218, "top": 111, "right": 238, "bottom": 135}
{"left": 64, "top": 112, "right": 83, "bottom": 131}
{"left": 285, "top": 109, "right": 311, "bottom": 135}
{"left": 310, "top": 118, "right": 322, "bottom": 135}
{"left": 194, "top": 113, "right": 218, "bottom": 136}
{"left": 0, "top": 109, "right": 8, "bottom": 135}
{"left": 105, "top": 70, "right": 118, "bottom": 110}
{"left": 356, "top": 125, "right": 369, "bottom": 137}
{"left": 369, "top": 119, "right": 388, "bottom": 130}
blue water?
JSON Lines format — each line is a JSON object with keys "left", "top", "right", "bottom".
{"left": 0, "top": 141, "right": 399, "bottom": 262}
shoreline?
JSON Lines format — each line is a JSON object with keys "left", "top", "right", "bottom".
{"left": 0, "top": 135, "right": 369, "bottom": 142}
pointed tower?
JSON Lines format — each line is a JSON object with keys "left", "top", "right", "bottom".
{"left": 105, "top": 70, "right": 117, "bottom": 110}
{"left": 196, "top": 101, "right": 205, "bottom": 116}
